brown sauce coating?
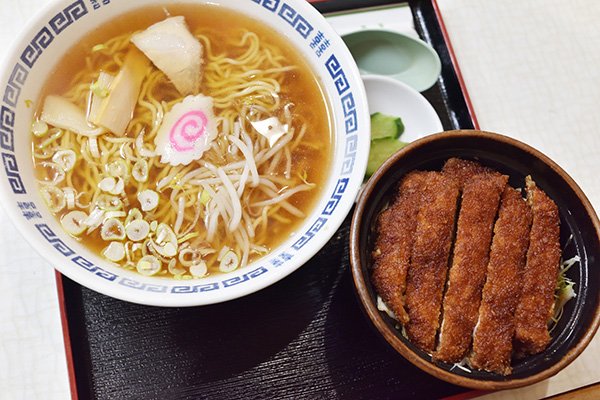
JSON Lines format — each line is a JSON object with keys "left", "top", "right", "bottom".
{"left": 371, "top": 159, "right": 563, "bottom": 375}
{"left": 471, "top": 187, "right": 532, "bottom": 374}
{"left": 441, "top": 158, "right": 495, "bottom": 187}
{"left": 405, "top": 172, "right": 460, "bottom": 352}
{"left": 372, "top": 171, "right": 428, "bottom": 324}
{"left": 513, "top": 176, "right": 561, "bottom": 356}
{"left": 435, "top": 173, "right": 508, "bottom": 363}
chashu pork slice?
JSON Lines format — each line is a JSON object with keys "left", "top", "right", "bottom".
{"left": 131, "top": 16, "right": 203, "bottom": 96}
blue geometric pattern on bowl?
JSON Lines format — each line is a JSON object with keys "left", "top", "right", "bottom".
{"left": 1, "top": 0, "right": 361, "bottom": 294}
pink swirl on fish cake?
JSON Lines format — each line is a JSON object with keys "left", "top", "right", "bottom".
{"left": 169, "top": 111, "right": 208, "bottom": 152}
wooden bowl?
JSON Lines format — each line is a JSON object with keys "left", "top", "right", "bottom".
{"left": 349, "top": 130, "right": 600, "bottom": 390}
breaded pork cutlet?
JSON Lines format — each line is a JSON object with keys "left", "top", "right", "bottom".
{"left": 405, "top": 172, "right": 460, "bottom": 352}
{"left": 514, "top": 176, "right": 561, "bottom": 356}
{"left": 434, "top": 173, "right": 508, "bottom": 363}
{"left": 442, "top": 158, "right": 495, "bottom": 187}
{"left": 471, "top": 187, "right": 532, "bottom": 375}
{"left": 372, "top": 171, "right": 427, "bottom": 324}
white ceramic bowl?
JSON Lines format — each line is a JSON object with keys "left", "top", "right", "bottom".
{"left": 362, "top": 74, "right": 442, "bottom": 142}
{"left": 0, "top": 0, "right": 369, "bottom": 306}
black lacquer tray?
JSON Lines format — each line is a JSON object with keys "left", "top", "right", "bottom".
{"left": 59, "top": 1, "right": 479, "bottom": 398}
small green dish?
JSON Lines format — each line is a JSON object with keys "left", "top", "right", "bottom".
{"left": 342, "top": 29, "right": 441, "bottom": 92}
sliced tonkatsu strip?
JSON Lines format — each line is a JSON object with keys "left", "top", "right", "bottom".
{"left": 372, "top": 171, "right": 427, "bottom": 324}
{"left": 471, "top": 187, "right": 532, "bottom": 375}
{"left": 442, "top": 158, "right": 495, "bottom": 187}
{"left": 434, "top": 173, "right": 508, "bottom": 363}
{"left": 514, "top": 176, "right": 561, "bottom": 356}
{"left": 405, "top": 172, "right": 460, "bottom": 352}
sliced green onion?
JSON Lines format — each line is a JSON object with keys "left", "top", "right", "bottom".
{"left": 102, "top": 242, "right": 126, "bottom": 262}
{"left": 106, "top": 159, "right": 129, "bottom": 180}
{"left": 131, "top": 242, "right": 143, "bottom": 257}
{"left": 152, "top": 223, "right": 178, "bottom": 257}
{"left": 101, "top": 218, "right": 126, "bottom": 241}
{"left": 112, "top": 178, "right": 125, "bottom": 195}
{"left": 136, "top": 255, "right": 161, "bottom": 276}
{"left": 89, "top": 72, "right": 114, "bottom": 124}
{"left": 95, "top": 194, "right": 122, "bottom": 211}
{"left": 219, "top": 250, "right": 239, "bottom": 273}
{"left": 156, "top": 223, "right": 177, "bottom": 245}
{"left": 190, "top": 260, "right": 208, "bottom": 277}
{"left": 162, "top": 242, "right": 177, "bottom": 257}
{"left": 83, "top": 207, "right": 105, "bottom": 233}
{"left": 217, "top": 245, "right": 231, "bottom": 261}
{"left": 40, "top": 185, "right": 66, "bottom": 213}
{"left": 99, "top": 177, "right": 116, "bottom": 193}
{"left": 63, "top": 187, "right": 76, "bottom": 209}
{"left": 99, "top": 177, "right": 124, "bottom": 195}
{"left": 178, "top": 248, "right": 200, "bottom": 267}
{"left": 52, "top": 149, "right": 76, "bottom": 172}
{"left": 104, "top": 210, "right": 127, "bottom": 219}
{"left": 60, "top": 210, "right": 87, "bottom": 236}
{"left": 125, "top": 219, "right": 150, "bottom": 242}
{"left": 88, "top": 137, "right": 100, "bottom": 158}
{"left": 125, "top": 208, "right": 143, "bottom": 225}
{"left": 32, "top": 120, "right": 49, "bottom": 137}
{"left": 90, "top": 80, "right": 110, "bottom": 98}
{"left": 138, "top": 189, "right": 159, "bottom": 211}
{"left": 132, "top": 159, "right": 149, "bottom": 183}
{"left": 168, "top": 258, "right": 186, "bottom": 276}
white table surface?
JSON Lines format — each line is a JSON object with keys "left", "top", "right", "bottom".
{"left": 436, "top": 0, "right": 600, "bottom": 398}
{"left": 0, "top": 3, "right": 72, "bottom": 400}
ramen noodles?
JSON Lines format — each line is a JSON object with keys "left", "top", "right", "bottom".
{"left": 31, "top": 5, "right": 332, "bottom": 278}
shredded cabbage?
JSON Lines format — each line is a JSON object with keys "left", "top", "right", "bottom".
{"left": 550, "top": 254, "right": 579, "bottom": 331}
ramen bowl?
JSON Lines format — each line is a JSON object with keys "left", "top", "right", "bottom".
{"left": 0, "top": 0, "right": 369, "bottom": 306}
{"left": 350, "top": 130, "right": 600, "bottom": 389}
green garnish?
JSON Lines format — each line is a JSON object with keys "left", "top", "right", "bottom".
{"left": 90, "top": 81, "right": 110, "bottom": 98}
{"left": 366, "top": 112, "right": 408, "bottom": 176}
{"left": 199, "top": 190, "right": 211, "bottom": 206}
{"left": 370, "top": 112, "right": 404, "bottom": 140}
{"left": 367, "top": 138, "right": 409, "bottom": 176}
{"left": 550, "top": 253, "right": 578, "bottom": 332}
{"left": 31, "top": 120, "right": 49, "bottom": 137}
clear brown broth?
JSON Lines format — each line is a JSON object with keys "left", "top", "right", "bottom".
{"left": 35, "top": 4, "right": 333, "bottom": 274}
